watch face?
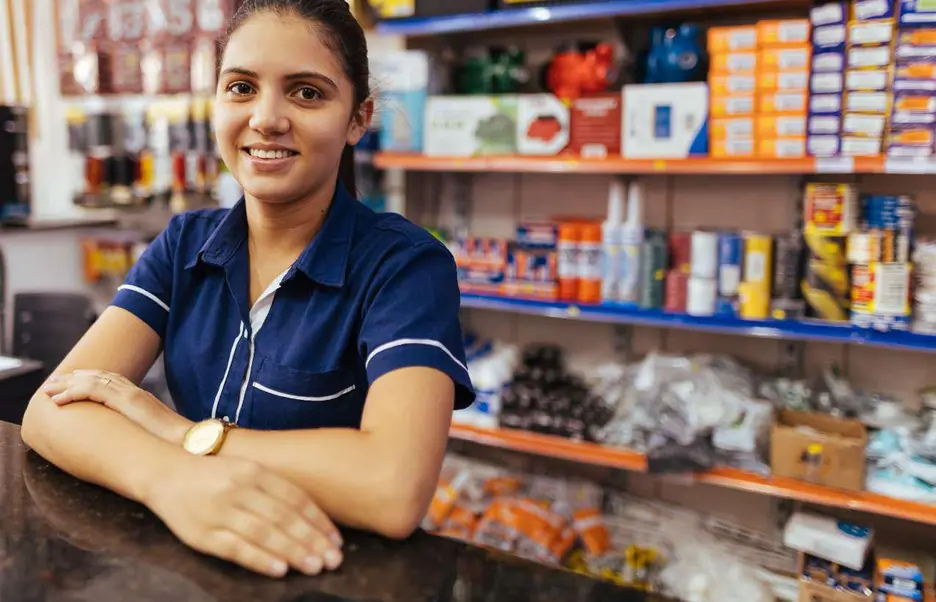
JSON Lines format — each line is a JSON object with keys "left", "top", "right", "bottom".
{"left": 184, "top": 420, "right": 224, "bottom": 455}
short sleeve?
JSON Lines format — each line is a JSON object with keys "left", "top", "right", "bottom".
{"left": 359, "top": 241, "right": 475, "bottom": 410}
{"left": 111, "top": 216, "right": 179, "bottom": 337}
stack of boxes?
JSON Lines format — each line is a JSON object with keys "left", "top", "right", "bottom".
{"left": 892, "top": 1, "right": 936, "bottom": 157}
{"left": 757, "top": 19, "right": 812, "bottom": 158}
{"left": 708, "top": 25, "right": 759, "bottom": 158}
{"left": 709, "top": 20, "right": 812, "bottom": 158}
{"left": 809, "top": 2, "right": 848, "bottom": 156}
{"left": 843, "top": 10, "right": 896, "bottom": 156}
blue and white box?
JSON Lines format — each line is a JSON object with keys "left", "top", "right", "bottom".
{"left": 622, "top": 83, "right": 709, "bottom": 158}
{"left": 371, "top": 51, "right": 431, "bottom": 153}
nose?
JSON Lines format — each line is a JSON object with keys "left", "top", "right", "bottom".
{"left": 248, "top": 91, "right": 290, "bottom": 136}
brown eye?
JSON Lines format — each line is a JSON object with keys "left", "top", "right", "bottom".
{"left": 227, "top": 82, "right": 254, "bottom": 95}
{"left": 296, "top": 87, "right": 322, "bottom": 101}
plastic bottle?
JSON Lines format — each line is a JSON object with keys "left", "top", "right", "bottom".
{"left": 618, "top": 180, "right": 645, "bottom": 303}
{"left": 557, "top": 222, "right": 581, "bottom": 302}
{"left": 578, "top": 223, "right": 603, "bottom": 304}
{"left": 601, "top": 180, "right": 625, "bottom": 303}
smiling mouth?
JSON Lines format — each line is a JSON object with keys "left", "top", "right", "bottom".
{"left": 242, "top": 147, "right": 299, "bottom": 159}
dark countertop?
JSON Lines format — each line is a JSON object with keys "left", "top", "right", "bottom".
{"left": 0, "top": 420, "right": 667, "bottom": 602}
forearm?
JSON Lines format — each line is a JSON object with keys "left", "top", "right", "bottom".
{"left": 21, "top": 394, "right": 189, "bottom": 504}
{"left": 219, "top": 428, "right": 431, "bottom": 538}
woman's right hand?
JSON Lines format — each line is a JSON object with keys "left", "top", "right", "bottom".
{"left": 144, "top": 454, "right": 344, "bottom": 578}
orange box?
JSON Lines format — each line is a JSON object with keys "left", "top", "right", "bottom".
{"left": 758, "top": 90, "right": 808, "bottom": 114}
{"left": 711, "top": 138, "right": 756, "bottom": 158}
{"left": 711, "top": 51, "right": 759, "bottom": 74}
{"left": 897, "top": 63, "right": 936, "bottom": 79}
{"left": 710, "top": 74, "right": 757, "bottom": 96}
{"left": 757, "top": 70, "right": 810, "bottom": 91}
{"left": 759, "top": 46, "right": 811, "bottom": 71}
{"left": 757, "top": 19, "right": 810, "bottom": 47}
{"left": 711, "top": 116, "right": 756, "bottom": 140}
{"left": 708, "top": 26, "right": 758, "bottom": 52}
{"left": 757, "top": 115, "right": 808, "bottom": 138}
{"left": 710, "top": 93, "right": 757, "bottom": 117}
{"left": 895, "top": 94, "right": 936, "bottom": 112}
{"left": 897, "top": 28, "right": 936, "bottom": 46}
{"left": 888, "top": 128, "right": 935, "bottom": 146}
{"left": 759, "top": 137, "right": 807, "bottom": 158}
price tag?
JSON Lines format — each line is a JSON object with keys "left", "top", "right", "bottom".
{"left": 652, "top": 160, "right": 666, "bottom": 171}
{"left": 885, "top": 156, "right": 936, "bottom": 174}
{"left": 815, "top": 156, "right": 854, "bottom": 174}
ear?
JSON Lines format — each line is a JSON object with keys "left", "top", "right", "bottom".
{"left": 346, "top": 98, "right": 375, "bottom": 146}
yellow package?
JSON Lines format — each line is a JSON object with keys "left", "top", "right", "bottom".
{"left": 760, "top": 46, "right": 811, "bottom": 71}
{"left": 711, "top": 138, "right": 756, "bottom": 158}
{"left": 711, "top": 116, "right": 756, "bottom": 140}
{"left": 711, "top": 93, "right": 757, "bottom": 117}
{"left": 896, "top": 28, "right": 936, "bottom": 45}
{"left": 711, "top": 52, "right": 758, "bottom": 74}
{"left": 888, "top": 128, "right": 934, "bottom": 146}
{"left": 758, "top": 90, "right": 808, "bottom": 114}
{"left": 710, "top": 74, "right": 757, "bottom": 96}
{"left": 759, "top": 137, "right": 807, "bottom": 158}
{"left": 758, "top": 19, "right": 811, "bottom": 47}
{"left": 708, "top": 26, "right": 758, "bottom": 52}
{"left": 757, "top": 115, "right": 807, "bottom": 138}
{"left": 757, "top": 69, "right": 810, "bottom": 91}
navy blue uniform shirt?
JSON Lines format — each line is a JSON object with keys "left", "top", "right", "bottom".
{"left": 112, "top": 186, "right": 475, "bottom": 430}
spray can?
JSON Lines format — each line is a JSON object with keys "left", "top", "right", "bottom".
{"left": 578, "top": 223, "right": 602, "bottom": 304}
{"left": 557, "top": 222, "right": 581, "bottom": 302}
{"left": 601, "top": 181, "right": 625, "bottom": 303}
{"left": 739, "top": 233, "right": 773, "bottom": 319}
{"left": 640, "top": 229, "right": 668, "bottom": 309}
{"left": 618, "top": 181, "right": 644, "bottom": 303}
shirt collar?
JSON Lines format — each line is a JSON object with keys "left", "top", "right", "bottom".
{"left": 186, "top": 185, "right": 356, "bottom": 288}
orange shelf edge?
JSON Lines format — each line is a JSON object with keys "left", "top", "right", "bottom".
{"left": 450, "top": 424, "right": 936, "bottom": 526}
{"left": 374, "top": 153, "right": 887, "bottom": 175}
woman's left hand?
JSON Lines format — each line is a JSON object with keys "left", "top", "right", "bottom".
{"left": 43, "top": 370, "right": 193, "bottom": 444}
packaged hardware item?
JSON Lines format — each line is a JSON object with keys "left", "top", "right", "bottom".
{"left": 848, "top": 19, "right": 896, "bottom": 44}
{"left": 424, "top": 96, "right": 518, "bottom": 156}
{"left": 712, "top": 94, "right": 757, "bottom": 117}
{"left": 567, "top": 94, "right": 623, "bottom": 158}
{"left": 784, "top": 512, "right": 873, "bottom": 570}
{"left": 708, "top": 25, "right": 759, "bottom": 52}
{"left": 372, "top": 51, "right": 432, "bottom": 153}
{"left": 622, "top": 83, "right": 709, "bottom": 158}
{"left": 517, "top": 94, "right": 571, "bottom": 156}
{"left": 812, "top": 2, "right": 847, "bottom": 27}
{"left": 805, "top": 183, "right": 858, "bottom": 235}
{"left": 758, "top": 19, "right": 811, "bottom": 46}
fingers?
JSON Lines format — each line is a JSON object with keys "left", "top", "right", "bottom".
{"left": 42, "top": 370, "right": 128, "bottom": 406}
{"left": 256, "top": 471, "right": 343, "bottom": 549}
{"left": 228, "top": 506, "right": 337, "bottom": 576}
{"left": 205, "top": 529, "right": 290, "bottom": 578}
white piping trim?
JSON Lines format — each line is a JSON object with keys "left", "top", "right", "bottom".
{"left": 210, "top": 322, "right": 244, "bottom": 419}
{"left": 365, "top": 338, "right": 469, "bottom": 374}
{"left": 117, "top": 285, "right": 170, "bottom": 313}
{"left": 252, "top": 382, "right": 356, "bottom": 402}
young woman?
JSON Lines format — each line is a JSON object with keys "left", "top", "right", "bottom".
{"left": 21, "top": 0, "right": 473, "bottom": 580}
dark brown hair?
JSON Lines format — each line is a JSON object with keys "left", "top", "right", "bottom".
{"left": 222, "top": 0, "right": 371, "bottom": 194}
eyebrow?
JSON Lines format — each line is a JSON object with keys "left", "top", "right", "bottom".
{"left": 219, "top": 67, "right": 339, "bottom": 91}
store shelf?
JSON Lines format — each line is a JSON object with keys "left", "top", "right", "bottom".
{"left": 375, "top": 0, "right": 791, "bottom": 36}
{"left": 373, "top": 153, "right": 891, "bottom": 175}
{"left": 450, "top": 424, "right": 936, "bottom": 526}
{"left": 460, "top": 293, "right": 936, "bottom": 353}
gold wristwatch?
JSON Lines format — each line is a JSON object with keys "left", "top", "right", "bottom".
{"left": 182, "top": 419, "right": 235, "bottom": 456}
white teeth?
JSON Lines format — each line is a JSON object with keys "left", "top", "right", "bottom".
{"left": 249, "top": 148, "right": 293, "bottom": 159}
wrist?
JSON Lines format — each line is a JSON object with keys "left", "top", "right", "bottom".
{"left": 136, "top": 449, "right": 193, "bottom": 508}
{"left": 166, "top": 414, "right": 194, "bottom": 446}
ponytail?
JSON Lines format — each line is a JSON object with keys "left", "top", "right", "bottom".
{"left": 338, "top": 144, "right": 356, "bottom": 196}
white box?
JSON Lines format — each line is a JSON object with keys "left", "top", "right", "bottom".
{"left": 516, "top": 94, "right": 571, "bottom": 156}
{"left": 424, "top": 96, "right": 518, "bottom": 157}
{"left": 622, "top": 83, "right": 709, "bottom": 159}
{"left": 783, "top": 512, "right": 873, "bottom": 570}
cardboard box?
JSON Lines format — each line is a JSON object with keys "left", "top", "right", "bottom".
{"left": 759, "top": 19, "right": 811, "bottom": 46}
{"left": 760, "top": 137, "right": 807, "bottom": 157}
{"left": 710, "top": 74, "right": 757, "bottom": 95}
{"left": 622, "top": 83, "right": 709, "bottom": 158}
{"left": 758, "top": 114, "right": 808, "bottom": 137}
{"left": 517, "top": 94, "right": 571, "bottom": 156}
{"left": 711, "top": 51, "right": 759, "bottom": 74}
{"left": 567, "top": 93, "right": 622, "bottom": 158}
{"left": 711, "top": 94, "right": 757, "bottom": 117}
{"left": 424, "top": 96, "right": 518, "bottom": 156}
{"left": 711, "top": 116, "right": 755, "bottom": 140}
{"left": 712, "top": 138, "right": 755, "bottom": 158}
{"left": 708, "top": 26, "right": 758, "bottom": 52}
{"left": 770, "top": 409, "right": 867, "bottom": 491}
{"left": 760, "top": 90, "right": 809, "bottom": 113}
{"left": 759, "top": 70, "right": 810, "bottom": 91}
{"left": 762, "top": 46, "right": 812, "bottom": 70}
{"left": 848, "top": 19, "right": 895, "bottom": 45}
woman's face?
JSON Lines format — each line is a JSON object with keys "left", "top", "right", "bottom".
{"left": 214, "top": 11, "right": 368, "bottom": 204}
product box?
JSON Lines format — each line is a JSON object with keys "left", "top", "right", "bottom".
{"left": 897, "top": 27, "right": 936, "bottom": 45}
{"left": 516, "top": 94, "right": 571, "bottom": 156}
{"left": 708, "top": 25, "right": 759, "bottom": 52}
{"left": 848, "top": 19, "right": 896, "bottom": 44}
{"left": 874, "top": 557, "right": 930, "bottom": 602}
{"left": 814, "top": 49, "right": 847, "bottom": 72}
{"left": 814, "top": 23, "right": 849, "bottom": 49}
{"left": 888, "top": 125, "right": 936, "bottom": 150}
{"left": 567, "top": 93, "right": 622, "bottom": 158}
{"left": 809, "top": 134, "right": 843, "bottom": 155}
{"left": 712, "top": 138, "right": 756, "bottom": 158}
{"left": 846, "top": 68, "right": 892, "bottom": 90}
{"left": 424, "top": 96, "right": 518, "bottom": 157}
{"left": 798, "top": 554, "right": 873, "bottom": 602}
{"left": 843, "top": 112, "right": 888, "bottom": 135}
{"left": 711, "top": 116, "right": 755, "bottom": 140}
{"left": 785, "top": 513, "right": 873, "bottom": 571}
{"left": 759, "top": 70, "right": 810, "bottom": 91}
{"left": 813, "top": 2, "right": 847, "bottom": 27}
{"left": 711, "top": 51, "right": 758, "bottom": 74}
{"left": 761, "top": 91, "right": 809, "bottom": 113}
{"left": 760, "top": 137, "right": 807, "bottom": 157}
{"left": 892, "top": 110, "right": 936, "bottom": 125}
{"left": 812, "top": 92, "right": 845, "bottom": 114}
{"left": 846, "top": 90, "right": 892, "bottom": 112}
{"left": 895, "top": 91, "right": 936, "bottom": 111}
{"left": 622, "top": 83, "right": 709, "bottom": 158}
{"left": 812, "top": 71, "right": 846, "bottom": 94}
{"left": 371, "top": 51, "right": 432, "bottom": 153}
{"left": 712, "top": 94, "right": 757, "bottom": 117}
{"left": 771, "top": 410, "right": 867, "bottom": 491}
{"left": 805, "top": 183, "right": 859, "bottom": 234}
{"left": 855, "top": 0, "right": 894, "bottom": 20}
{"left": 848, "top": 44, "right": 895, "bottom": 67}
{"left": 842, "top": 135, "right": 883, "bottom": 154}
{"left": 758, "top": 114, "right": 808, "bottom": 137}
{"left": 809, "top": 114, "right": 843, "bottom": 134}
{"left": 899, "top": 0, "right": 936, "bottom": 27}
{"left": 759, "top": 19, "right": 811, "bottom": 46}
{"left": 896, "top": 42, "right": 936, "bottom": 61}
{"left": 709, "top": 74, "right": 757, "bottom": 95}
{"left": 761, "top": 46, "right": 812, "bottom": 70}
{"left": 851, "top": 262, "right": 912, "bottom": 330}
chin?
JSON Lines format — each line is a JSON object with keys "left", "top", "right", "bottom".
{"left": 241, "top": 182, "right": 304, "bottom": 204}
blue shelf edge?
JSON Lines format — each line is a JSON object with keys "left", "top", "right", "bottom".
{"left": 460, "top": 293, "right": 936, "bottom": 353}
{"left": 375, "top": 0, "right": 785, "bottom": 36}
